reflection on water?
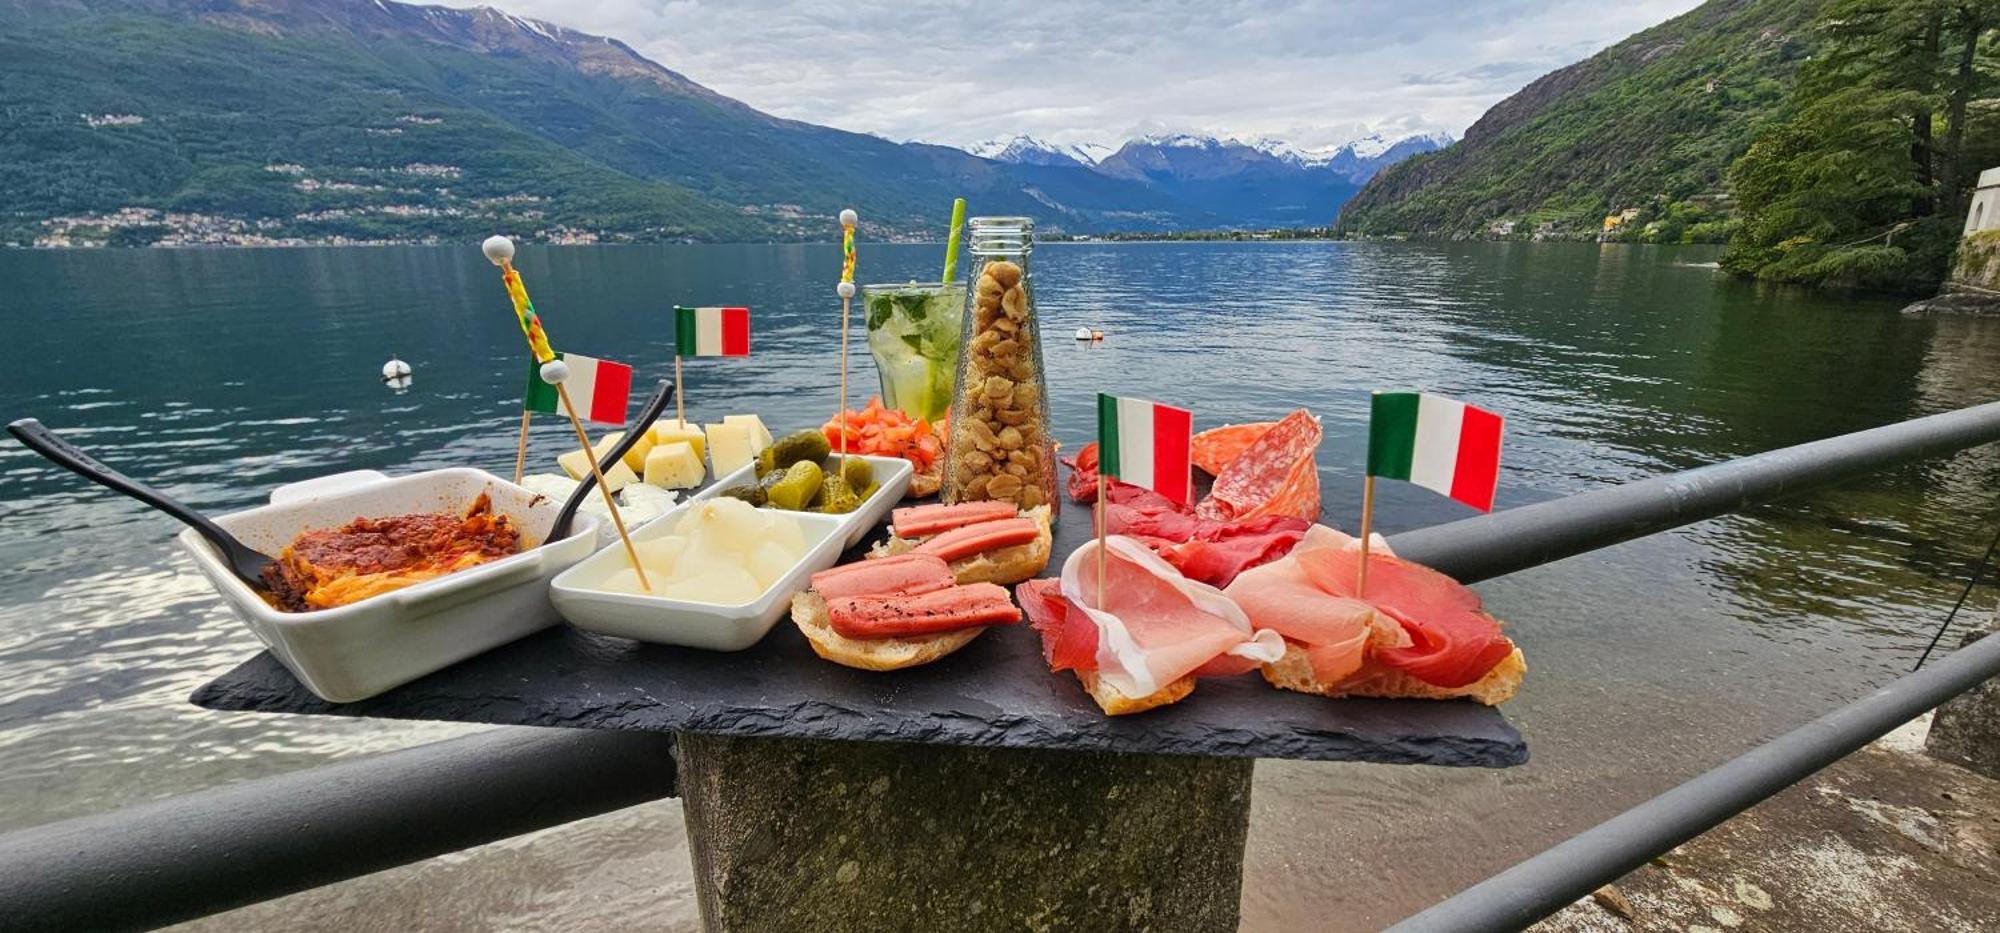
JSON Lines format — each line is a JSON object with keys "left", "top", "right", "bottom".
{"left": 5, "top": 241, "right": 2000, "bottom": 927}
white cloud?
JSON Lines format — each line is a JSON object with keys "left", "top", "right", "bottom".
{"left": 438, "top": 0, "right": 1704, "bottom": 149}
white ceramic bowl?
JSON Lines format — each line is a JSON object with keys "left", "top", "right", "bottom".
{"left": 551, "top": 453, "right": 913, "bottom": 650}
{"left": 178, "top": 468, "right": 602, "bottom": 703}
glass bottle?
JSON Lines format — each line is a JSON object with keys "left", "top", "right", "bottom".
{"left": 942, "top": 217, "right": 1056, "bottom": 515}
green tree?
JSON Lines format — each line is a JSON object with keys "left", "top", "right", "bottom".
{"left": 1722, "top": 0, "right": 1997, "bottom": 292}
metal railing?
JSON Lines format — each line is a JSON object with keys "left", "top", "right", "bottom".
{"left": 5, "top": 400, "right": 2000, "bottom": 932}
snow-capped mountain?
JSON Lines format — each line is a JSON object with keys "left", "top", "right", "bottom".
{"left": 1250, "top": 131, "right": 1456, "bottom": 181}
{"left": 966, "top": 135, "right": 1112, "bottom": 168}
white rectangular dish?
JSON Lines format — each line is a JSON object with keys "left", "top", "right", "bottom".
{"left": 179, "top": 467, "right": 602, "bottom": 703}
{"left": 552, "top": 453, "right": 912, "bottom": 650}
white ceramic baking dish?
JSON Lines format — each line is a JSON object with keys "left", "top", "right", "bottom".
{"left": 551, "top": 453, "right": 912, "bottom": 650}
{"left": 178, "top": 467, "right": 601, "bottom": 703}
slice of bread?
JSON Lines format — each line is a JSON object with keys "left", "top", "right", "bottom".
{"left": 1260, "top": 643, "right": 1525, "bottom": 706}
{"left": 790, "top": 591, "right": 988, "bottom": 671}
{"left": 908, "top": 466, "right": 942, "bottom": 499}
{"left": 868, "top": 505, "right": 1053, "bottom": 586}
{"left": 1076, "top": 671, "right": 1196, "bottom": 716}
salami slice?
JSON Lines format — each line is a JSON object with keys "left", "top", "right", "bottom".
{"left": 1191, "top": 422, "right": 1277, "bottom": 476}
{"left": 1196, "top": 410, "right": 1321, "bottom": 523}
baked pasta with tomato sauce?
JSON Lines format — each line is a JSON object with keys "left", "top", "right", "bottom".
{"left": 261, "top": 493, "right": 522, "bottom": 611}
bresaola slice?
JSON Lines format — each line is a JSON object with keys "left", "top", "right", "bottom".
{"left": 1056, "top": 535, "right": 1285, "bottom": 699}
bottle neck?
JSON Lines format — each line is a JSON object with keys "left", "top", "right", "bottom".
{"left": 968, "top": 217, "right": 1033, "bottom": 258}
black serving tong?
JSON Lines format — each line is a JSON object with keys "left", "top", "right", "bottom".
{"left": 8, "top": 417, "right": 274, "bottom": 588}
{"left": 548, "top": 379, "right": 676, "bottom": 543}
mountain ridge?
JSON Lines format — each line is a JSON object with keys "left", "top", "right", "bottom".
{"left": 1, "top": 0, "right": 1450, "bottom": 245}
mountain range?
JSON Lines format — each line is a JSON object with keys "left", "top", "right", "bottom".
{"left": 1336, "top": 0, "right": 1817, "bottom": 239}
{"left": 0, "top": 0, "right": 1448, "bottom": 246}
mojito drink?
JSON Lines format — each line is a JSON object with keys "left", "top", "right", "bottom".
{"left": 863, "top": 282, "right": 965, "bottom": 422}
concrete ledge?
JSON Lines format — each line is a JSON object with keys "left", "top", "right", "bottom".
{"left": 676, "top": 733, "right": 1253, "bottom": 932}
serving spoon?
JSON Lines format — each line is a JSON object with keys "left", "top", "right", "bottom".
{"left": 548, "top": 378, "right": 676, "bottom": 543}
{"left": 8, "top": 417, "right": 275, "bottom": 588}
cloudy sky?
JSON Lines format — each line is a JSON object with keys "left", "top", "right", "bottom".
{"left": 445, "top": 0, "right": 1703, "bottom": 151}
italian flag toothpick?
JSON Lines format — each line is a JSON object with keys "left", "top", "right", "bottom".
{"left": 674, "top": 306, "right": 751, "bottom": 357}
{"left": 1096, "top": 393, "right": 1195, "bottom": 506}
{"left": 667, "top": 305, "right": 751, "bottom": 426}
{"left": 1366, "top": 391, "right": 1504, "bottom": 511}
{"left": 1357, "top": 390, "right": 1506, "bottom": 595}
{"left": 526, "top": 353, "right": 632, "bottom": 425}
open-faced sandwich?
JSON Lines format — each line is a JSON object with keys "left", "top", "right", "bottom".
{"left": 1016, "top": 536, "right": 1287, "bottom": 715}
{"left": 1226, "top": 525, "right": 1524, "bottom": 705}
{"left": 792, "top": 554, "right": 1021, "bottom": 670}
{"left": 867, "top": 501, "right": 1053, "bottom": 585}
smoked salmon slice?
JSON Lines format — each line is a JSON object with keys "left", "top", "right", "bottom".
{"left": 913, "top": 517, "right": 1040, "bottom": 562}
{"left": 827, "top": 582, "right": 1021, "bottom": 638}
{"left": 810, "top": 553, "right": 956, "bottom": 601}
{"left": 891, "top": 500, "right": 1017, "bottom": 538}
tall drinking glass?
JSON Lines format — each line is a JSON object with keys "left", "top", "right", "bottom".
{"left": 861, "top": 281, "right": 966, "bottom": 422}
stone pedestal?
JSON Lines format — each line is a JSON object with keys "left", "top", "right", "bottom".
{"left": 1926, "top": 614, "right": 2000, "bottom": 781}
{"left": 675, "top": 733, "right": 1252, "bottom": 932}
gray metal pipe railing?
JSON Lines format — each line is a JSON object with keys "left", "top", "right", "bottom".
{"left": 1395, "top": 399, "right": 2000, "bottom": 584}
{"left": 5, "top": 400, "right": 2000, "bottom": 931}
{"left": 0, "top": 727, "right": 676, "bottom": 933}
{"left": 1388, "top": 624, "right": 2000, "bottom": 933}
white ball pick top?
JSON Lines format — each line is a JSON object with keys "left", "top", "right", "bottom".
{"left": 481, "top": 235, "right": 516, "bottom": 265}
{"left": 836, "top": 281, "right": 856, "bottom": 298}
{"left": 839, "top": 209, "right": 857, "bottom": 227}
{"left": 539, "top": 359, "right": 569, "bottom": 384}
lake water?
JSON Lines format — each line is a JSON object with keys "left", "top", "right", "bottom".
{"left": 5, "top": 241, "right": 2000, "bottom": 929}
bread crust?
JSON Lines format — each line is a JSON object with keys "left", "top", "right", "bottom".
{"left": 869, "top": 505, "right": 1052, "bottom": 586}
{"left": 1260, "top": 643, "right": 1525, "bottom": 706}
{"left": 790, "top": 591, "right": 987, "bottom": 671}
{"left": 1076, "top": 671, "right": 1196, "bottom": 715}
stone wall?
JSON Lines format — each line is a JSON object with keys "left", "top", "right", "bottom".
{"left": 1953, "top": 231, "right": 2000, "bottom": 294}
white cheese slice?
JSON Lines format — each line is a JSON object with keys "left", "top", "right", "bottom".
{"left": 644, "top": 441, "right": 705, "bottom": 489}
{"left": 705, "top": 421, "right": 756, "bottom": 477}
{"left": 722, "top": 414, "right": 774, "bottom": 453}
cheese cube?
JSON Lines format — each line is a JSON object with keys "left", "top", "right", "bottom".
{"left": 596, "top": 430, "right": 656, "bottom": 474}
{"left": 649, "top": 419, "right": 706, "bottom": 463}
{"left": 705, "top": 421, "right": 756, "bottom": 477}
{"left": 557, "top": 448, "right": 640, "bottom": 493}
{"left": 644, "top": 441, "right": 705, "bottom": 489}
{"left": 723, "top": 414, "right": 774, "bottom": 453}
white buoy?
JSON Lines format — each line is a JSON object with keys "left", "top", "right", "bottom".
{"left": 1074, "top": 327, "right": 1093, "bottom": 341}
{"left": 481, "top": 235, "right": 516, "bottom": 265}
{"left": 381, "top": 356, "right": 412, "bottom": 381}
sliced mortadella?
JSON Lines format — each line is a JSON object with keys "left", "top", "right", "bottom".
{"left": 811, "top": 553, "right": 956, "bottom": 601}
{"left": 891, "top": 500, "right": 1017, "bottom": 538}
{"left": 1059, "top": 536, "right": 1286, "bottom": 699}
{"left": 827, "top": 582, "right": 1021, "bottom": 639}
{"left": 913, "top": 517, "right": 1040, "bottom": 562}
{"left": 1290, "top": 526, "right": 1515, "bottom": 689}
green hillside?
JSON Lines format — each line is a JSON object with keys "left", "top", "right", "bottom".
{"left": 1335, "top": 0, "right": 1820, "bottom": 240}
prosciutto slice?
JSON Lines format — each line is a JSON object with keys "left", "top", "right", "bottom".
{"left": 1056, "top": 536, "right": 1285, "bottom": 698}
{"left": 1240, "top": 525, "right": 1515, "bottom": 689}
{"left": 1225, "top": 526, "right": 1407, "bottom": 684}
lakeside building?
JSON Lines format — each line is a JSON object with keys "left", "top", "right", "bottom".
{"left": 1967, "top": 167, "right": 2000, "bottom": 236}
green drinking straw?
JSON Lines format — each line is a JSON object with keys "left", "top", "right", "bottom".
{"left": 941, "top": 197, "right": 967, "bottom": 283}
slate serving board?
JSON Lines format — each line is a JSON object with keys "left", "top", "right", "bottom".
{"left": 193, "top": 473, "right": 1527, "bottom": 768}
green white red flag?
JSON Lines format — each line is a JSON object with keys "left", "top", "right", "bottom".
{"left": 674, "top": 306, "right": 750, "bottom": 357}
{"left": 526, "top": 352, "right": 633, "bottom": 425}
{"left": 1096, "top": 393, "right": 1194, "bottom": 506}
{"left": 1367, "top": 391, "right": 1504, "bottom": 511}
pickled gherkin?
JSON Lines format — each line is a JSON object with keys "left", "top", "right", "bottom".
{"left": 838, "top": 456, "right": 873, "bottom": 491}
{"left": 716, "top": 484, "right": 768, "bottom": 507}
{"left": 755, "top": 447, "right": 778, "bottom": 478}
{"left": 816, "top": 474, "right": 862, "bottom": 514}
{"left": 766, "top": 460, "right": 824, "bottom": 511}
{"left": 769, "top": 429, "right": 832, "bottom": 471}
